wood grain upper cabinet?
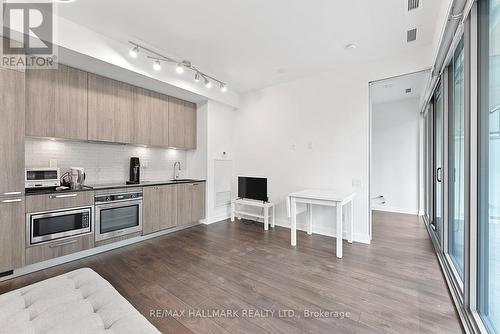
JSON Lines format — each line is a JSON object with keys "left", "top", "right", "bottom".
{"left": 133, "top": 88, "right": 169, "bottom": 146}
{"left": 143, "top": 185, "right": 177, "bottom": 235}
{"left": 88, "top": 73, "right": 135, "bottom": 143}
{"left": 0, "top": 68, "right": 25, "bottom": 197}
{"left": 168, "top": 97, "right": 197, "bottom": 149}
{"left": 178, "top": 182, "right": 206, "bottom": 226}
{"left": 184, "top": 101, "right": 197, "bottom": 149}
{"left": 0, "top": 197, "right": 25, "bottom": 273}
{"left": 25, "top": 64, "right": 88, "bottom": 140}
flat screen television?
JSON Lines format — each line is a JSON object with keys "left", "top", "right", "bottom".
{"left": 238, "top": 177, "right": 268, "bottom": 202}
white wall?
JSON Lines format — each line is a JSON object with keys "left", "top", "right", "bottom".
{"left": 225, "top": 47, "right": 433, "bottom": 244}
{"left": 205, "top": 101, "right": 237, "bottom": 223}
{"left": 371, "top": 99, "right": 420, "bottom": 215}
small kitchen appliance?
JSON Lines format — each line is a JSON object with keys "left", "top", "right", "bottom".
{"left": 127, "top": 157, "right": 140, "bottom": 184}
{"left": 70, "top": 167, "right": 86, "bottom": 189}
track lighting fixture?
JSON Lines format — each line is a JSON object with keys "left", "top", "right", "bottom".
{"left": 204, "top": 77, "right": 212, "bottom": 89}
{"left": 153, "top": 59, "right": 161, "bottom": 71}
{"left": 176, "top": 63, "right": 185, "bottom": 74}
{"left": 129, "top": 45, "right": 139, "bottom": 58}
{"left": 128, "top": 41, "right": 227, "bottom": 91}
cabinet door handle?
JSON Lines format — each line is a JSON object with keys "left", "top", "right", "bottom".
{"left": 51, "top": 194, "right": 77, "bottom": 199}
{"left": 49, "top": 240, "right": 77, "bottom": 248}
{"left": 3, "top": 191, "right": 22, "bottom": 196}
{"left": 2, "top": 198, "right": 22, "bottom": 203}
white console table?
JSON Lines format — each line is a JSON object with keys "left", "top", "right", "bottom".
{"left": 231, "top": 198, "right": 275, "bottom": 230}
{"left": 287, "top": 189, "right": 355, "bottom": 258}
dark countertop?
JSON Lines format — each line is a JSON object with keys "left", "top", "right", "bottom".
{"left": 25, "top": 179, "right": 206, "bottom": 196}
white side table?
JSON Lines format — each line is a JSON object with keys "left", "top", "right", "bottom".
{"left": 287, "top": 189, "right": 355, "bottom": 258}
{"left": 230, "top": 198, "right": 276, "bottom": 230}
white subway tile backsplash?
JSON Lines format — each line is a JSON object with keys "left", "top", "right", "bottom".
{"left": 25, "top": 138, "right": 188, "bottom": 184}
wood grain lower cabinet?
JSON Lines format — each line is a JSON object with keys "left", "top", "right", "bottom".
{"left": 26, "top": 191, "right": 94, "bottom": 213}
{"left": 25, "top": 234, "right": 94, "bottom": 265}
{"left": 88, "top": 73, "right": 135, "bottom": 143}
{"left": 178, "top": 182, "right": 206, "bottom": 226}
{"left": 143, "top": 185, "right": 178, "bottom": 234}
{"left": 0, "top": 67, "right": 25, "bottom": 197}
{"left": 25, "top": 64, "right": 88, "bottom": 140}
{"left": 0, "top": 197, "right": 25, "bottom": 273}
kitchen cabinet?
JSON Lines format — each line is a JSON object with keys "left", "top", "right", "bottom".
{"left": 143, "top": 184, "right": 178, "bottom": 234}
{"left": 178, "top": 182, "right": 205, "bottom": 226}
{"left": 25, "top": 64, "right": 88, "bottom": 140}
{"left": 25, "top": 234, "right": 94, "bottom": 265}
{"left": 0, "top": 67, "right": 25, "bottom": 197}
{"left": 133, "top": 87, "right": 169, "bottom": 146}
{"left": 25, "top": 191, "right": 94, "bottom": 213}
{"left": 0, "top": 197, "right": 25, "bottom": 274}
{"left": 168, "top": 97, "right": 197, "bottom": 149}
{"left": 88, "top": 73, "right": 135, "bottom": 143}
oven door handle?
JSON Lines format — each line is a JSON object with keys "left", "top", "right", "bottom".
{"left": 48, "top": 239, "right": 78, "bottom": 248}
{"left": 50, "top": 194, "right": 78, "bottom": 199}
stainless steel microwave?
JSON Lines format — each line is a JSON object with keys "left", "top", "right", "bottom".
{"left": 26, "top": 206, "right": 92, "bottom": 246}
{"left": 25, "top": 168, "right": 60, "bottom": 189}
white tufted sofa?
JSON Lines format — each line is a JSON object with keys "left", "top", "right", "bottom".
{"left": 0, "top": 268, "right": 160, "bottom": 334}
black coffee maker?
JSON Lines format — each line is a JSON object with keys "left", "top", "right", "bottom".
{"left": 127, "top": 157, "right": 140, "bottom": 184}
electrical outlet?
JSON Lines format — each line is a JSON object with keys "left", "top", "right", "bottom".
{"left": 307, "top": 141, "right": 313, "bottom": 150}
{"left": 141, "top": 160, "right": 149, "bottom": 168}
{"left": 49, "top": 159, "right": 57, "bottom": 168}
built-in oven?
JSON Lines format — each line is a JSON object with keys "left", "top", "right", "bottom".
{"left": 94, "top": 191, "right": 143, "bottom": 242}
{"left": 26, "top": 206, "right": 92, "bottom": 246}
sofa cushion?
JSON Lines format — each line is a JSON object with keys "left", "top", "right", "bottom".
{"left": 0, "top": 268, "right": 160, "bottom": 334}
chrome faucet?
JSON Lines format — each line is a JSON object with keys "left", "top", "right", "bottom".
{"left": 173, "top": 161, "right": 181, "bottom": 180}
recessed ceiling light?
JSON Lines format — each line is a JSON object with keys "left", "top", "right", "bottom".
{"left": 344, "top": 43, "right": 357, "bottom": 50}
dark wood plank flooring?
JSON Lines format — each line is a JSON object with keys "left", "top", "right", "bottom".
{"left": 0, "top": 211, "right": 462, "bottom": 333}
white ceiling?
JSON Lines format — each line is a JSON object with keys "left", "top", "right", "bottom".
{"left": 370, "top": 70, "right": 430, "bottom": 105}
{"left": 55, "top": 0, "right": 449, "bottom": 93}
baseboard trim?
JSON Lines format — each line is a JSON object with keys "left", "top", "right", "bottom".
{"left": 233, "top": 217, "right": 371, "bottom": 244}
{"left": 204, "top": 214, "right": 230, "bottom": 225}
{"left": 2, "top": 222, "right": 201, "bottom": 282}
{"left": 372, "top": 206, "right": 419, "bottom": 215}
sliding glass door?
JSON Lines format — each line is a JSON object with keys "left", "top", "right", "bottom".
{"left": 478, "top": 0, "right": 500, "bottom": 331}
{"left": 448, "top": 38, "right": 466, "bottom": 281}
{"left": 433, "top": 84, "right": 444, "bottom": 243}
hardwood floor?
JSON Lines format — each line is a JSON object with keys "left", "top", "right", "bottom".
{"left": 0, "top": 211, "right": 463, "bottom": 333}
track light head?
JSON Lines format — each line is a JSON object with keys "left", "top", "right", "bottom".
{"left": 153, "top": 59, "right": 161, "bottom": 71}
{"left": 204, "top": 77, "right": 212, "bottom": 88}
{"left": 220, "top": 83, "right": 227, "bottom": 92}
{"left": 194, "top": 72, "right": 200, "bottom": 82}
{"left": 129, "top": 45, "right": 139, "bottom": 58}
{"left": 176, "top": 63, "right": 184, "bottom": 74}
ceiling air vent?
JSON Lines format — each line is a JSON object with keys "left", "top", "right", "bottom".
{"left": 407, "top": 28, "right": 417, "bottom": 42}
{"left": 408, "top": 0, "right": 420, "bottom": 11}
{"left": 405, "top": 88, "right": 412, "bottom": 94}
